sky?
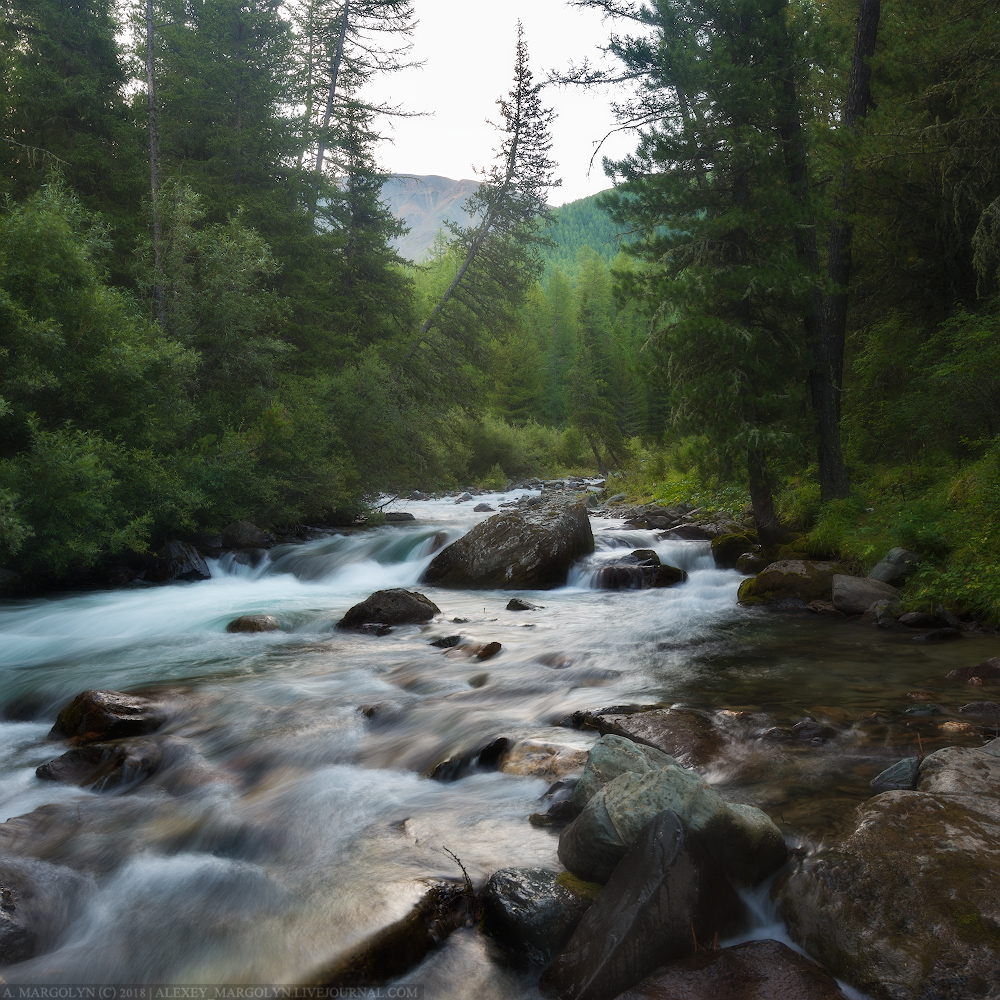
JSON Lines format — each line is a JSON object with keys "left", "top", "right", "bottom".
{"left": 363, "top": 0, "right": 636, "bottom": 206}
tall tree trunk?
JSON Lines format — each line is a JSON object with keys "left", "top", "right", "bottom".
{"left": 314, "top": 3, "right": 349, "bottom": 172}
{"left": 747, "top": 447, "right": 785, "bottom": 549}
{"left": 145, "top": 0, "right": 165, "bottom": 329}
{"left": 814, "top": 0, "right": 881, "bottom": 498}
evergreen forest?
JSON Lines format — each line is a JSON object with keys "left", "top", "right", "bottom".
{"left": 2, "top": 0, "right": 999, "bottom": 619}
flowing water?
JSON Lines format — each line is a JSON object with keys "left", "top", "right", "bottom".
{"left": 0, "top": 491, "right": 997, "bottom": 993}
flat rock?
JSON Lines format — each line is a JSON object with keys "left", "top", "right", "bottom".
{"left": 336, "top": 589, "right": 440, "bottom": 629}
{"left": 616, "top": 939, "right": 848, "bottom": 1000}
{"left": 424, "top": 504, "right": 594, "bottom": 589}
{"left": 481, "top": 868, "right": 596, "bottom": 966}
{"left": 48, "top": 689, "right": 166, "bottom": 745}
{"left": 778, "top": 738, "right": 1000, "bottom": 1000}
{"left": 740, "top": 561, "right": 846, "bottom": 605}
{"left": 226, "top": 614, "right": 281, "bottom": 633}
{"left": 586, "top": 708, "right": 722, "bottom": 768}
{"left": 543, "top": 811, "right": 746, "bottom": 1000}
{"left": 384, "top": 511, "right": 416, "bottom": 522}
{"left": 832, "top": 574, "right": 901, "bottom": 615}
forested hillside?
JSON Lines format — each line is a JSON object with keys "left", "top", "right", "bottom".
{"left": 1, "top": 0, "right": 999, "bottom": 619}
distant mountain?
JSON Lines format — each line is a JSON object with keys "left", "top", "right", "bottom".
{"left": 381, "top": 174, "right": 479, "bottom": 262}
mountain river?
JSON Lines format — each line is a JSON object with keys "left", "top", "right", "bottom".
{"left": 0, "top": 490, "right": 997, "bottom": 995}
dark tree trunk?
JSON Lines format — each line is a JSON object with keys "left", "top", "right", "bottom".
{"left": 746, "top": 447, "right": 785, "bottom": 549}
{"left": 145, "top": 0, "right": 165, "bottom": 329}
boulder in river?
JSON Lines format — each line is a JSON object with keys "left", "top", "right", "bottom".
{"left": 592, "top": 550, "right": 687, "bottom": 591}
{"left": 947, "top": 656, "right": 1000, "bottom": 684}
{"left": 300, "top": 880, "right": 470, "bottom": 988}
{"left": 148, "top": 540, "right": 211, "bottom": 583}
{"left": 570, "top": 735, "right": 680, "bottom": 811}
{"left": 220, "top": 520, "right": 269, "bottom": 549}
{"left": 48, "top": 689, "right": 166, "bottom": 745}
{"left": 711, "top": 533, "right": 756, "bottom": 570}
{"left": 615, "top": 939, "right": 849, "bottom": 1000}
{"left": 384, "top": 511, "right": 416, "bottom": 522}
{"left": 507, "top": 597, "right": 542, "bottom": 611}
{"left": 542, "top": 810, "right": 747, "bottom": 1000}
{"left": 898, "top": 611, "right": 943, "bottom": 629}
{"left": 336, "top": 589, "right": 440, "bottom": 629}
{"left": 500, "top": 740, "right": 589, "bottom": 781}
{"left": 869, "top": 756, "right": 920, "bottom": 794}
{"left": 738, "top": 560, "right": 846, "bottom": 605}
{"left": 474, "top": 503, "right": 495, "bottom": 512}
{"left": 831, "top": 574, "right": 901, "bottom": 615}
{"left": 481, "top": 868, "right": 597, "bottom": 966}
{"left": 867, "top": 546, "right": 919, "bottom": 586}
{"left": 423, "top": 504, "right": 594, "bottom": 590}
{"left": 36, "top": 738, "right": 161, "bottom": 790}
{"left": 580, "top": 708, "right": 722, "bottom": 769}
{"left": 226, "top": 614, "right": 281, "bottom": 633}
{"left": 778, "top": 737, "right": 1000, "bottom": 1000}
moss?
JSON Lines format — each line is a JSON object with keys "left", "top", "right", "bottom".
{"left": 555, "top": 871, "right": 603, "bottom": 902}
{"left": 737, "top": 577, "right": 771, "bottom": 605}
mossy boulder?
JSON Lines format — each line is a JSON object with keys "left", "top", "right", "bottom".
{"left": 738, "top": 560, "right": 847, "bottom": 605}
{"left": 777, "top": 738, "right": 1000, "bottom": 999}
{"left": 711, "top": 533, "right": 755, "bottom": 569}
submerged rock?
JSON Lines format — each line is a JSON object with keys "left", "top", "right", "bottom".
{"left": 226, "top": 614, "right": 281, "bottom": 633}
{"left": 301, "top": 880, "right": 470, "bottom": 988}
{"left": 336, "top": 589, "right": 440, "bottom": 629}
{"left": 616, "top": 939, "right": 849, "bottom": 1000}
{"left": 778, "top": 737, "right": 1000, "bottom": 1000}
{"left": 481, "top": 868, "right": 596, "bottom": 966}
{"left": 947, "top": 657, "right": 1000, "bottom": 684}
{"left": 48, "top": 689, "right": 166, "bottom": 745}
{"left": 542, "top": 810, "right": 747, "bottom": 1000}
{"left": 739, "top": 560, "right": 846, "bottom": 605}
{"left": 423, "top": 504, "right": 594, "bottom": 590}
{"left": 36, "top": 738, "right": 161, "bottom": 790}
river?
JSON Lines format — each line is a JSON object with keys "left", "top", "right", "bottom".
{"left": 0, "top": 490, "right": 996, "bottom": 994}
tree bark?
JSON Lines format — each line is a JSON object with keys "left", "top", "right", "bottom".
{"left": 747, "top": 447, "right": 785, "bottom": 549}
{"left": 146, "top": 0, "right": 165, "bottom": 329}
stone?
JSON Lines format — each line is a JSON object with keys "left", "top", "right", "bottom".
{"left": 571, "top": 735, "right": 680, "bottom": 811}
{"left": 560, "top": 768, "right": 786, "bottom": 887}
{"left": 831, "top": 574, "right": 901, "bottom": 615}
{"left": 869, "top": 756, "right": 920, "bottom": 794}
{"left": 898, "top": 611, "right": 943, "bottom": 629}
{"left": 664, "top": 524, "right": 713, "bottom": 541}
{"left": 455, "top": 492, "right": 474, "bottom": 502}
{"left": 867, "top": 547, "right": 919, "bottom": 586}
{"left": 607, "top": 493, "right": 627, "bottom": 504}
{"left": 423, "top": 504, "right": 594, "bottom": 589}
{"left": 593, "top": 551, "right": 687, "bottom": 591}
{"left": 584, "top": 708, "right": 721, "bottom": 769}
{"left": 807, "top": 600, "right": 846, "bottom": 617}
{"left": 408, "top": 491, "right": 426, "bottom": 500}
{"left": 616, "top": 939, "right": 849, "bottom": 1000}
{"left": 758, "top": 720, "right": 837, "bottom": 744}
{"left": 48, "top": 689, "right": 166, "bottom": 745}
{"left": 859, "top": 598, "right": 899, "bottom": 625}
{"left": 148, "top": 540, "right": 211, "bottom": 583}
{"left": 500, "top": 741, "right": 589, "bottom": 781}
{"left": 778, "top": 738, "right": 1000, "bottom": 1000}
{"left": 430, "top": 634, "right": 462, "bottom": 648}
{"left": 226, "top": 614, "right": 281, "bottom": 633}
{"left": 948, "top": 657, "right": 1000, "bottom": 684}
{"left": 473, "top": 503, "right": 495, "bottom": 512}
{"left": 507, "top": 597, "right": 541, "bottom": 611}
{"left": 481, "top": 868, "right": 596, "bottom": 966}
{"left": 36, "top": 738, "right": 161, "bottom": 790}
{"left": 543, "top": 811, "right": 747, "bottom": 1000}
{"left": 740, "top": 560, "right": 846, "bottom": 605}
{"left": 384, "top": 511, "right": 415, "bottom": 522}
{"left": 958, "top": 701, "right": 1000, "bottom": 718}
{"left": 912, "top": 627, "right": 961, "bottom": 642}
{"left": 711, "top": 533, "right": 756, "bottom": 570}
{"left": 220, "top": 520, "right": 269, "bottom": 549}
{"left": 336, "top": 589, "right": 440, "bottom": 629}
{"left": 300, "top": 880, "right": 470, "bottom": 988}
{"left": 359, "top": 623, "right": 392, "bottom": 636}
{"left": 734, "top": 552, "right": 767, "bottom": 574}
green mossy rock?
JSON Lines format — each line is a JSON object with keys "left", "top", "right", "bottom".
{"left": 740, "top": 560, "right": 847, "bottom": 605}
{"left": 711, "top": 533, "right": 755, "bottom": 569}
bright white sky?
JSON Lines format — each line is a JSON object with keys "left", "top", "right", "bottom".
{"left": 364, "top": 0, "right": 636, "bottom": 206}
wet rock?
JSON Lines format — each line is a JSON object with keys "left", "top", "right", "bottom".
{"left": 912, "top": 627, "right": 961, "bottom": 642}
{"left": 560, "top": 763, "right": 786, "bottom": 886}
{"left": 806, "top": 600, "right": 845, "bottom": 617}
{"left": 869, "top": 756, "right": 920, "bottom": 794}
{"left": 455, "top": 492, "right": 474, "bottom": 502}
{"left": 507, "top": 597, "right": 542, "bottom": 611}
{"left": 481, "top": 868, "right": 596, "bottom": 966}
{"left": 947, "top": 657, "right": 1000, "bottom": 684}
{"left": 430, "top": 634, "right": 462, "bottom": 648}
{"left": 501, "top": 741, "right": 589, "bottom": 781}
{"left": 336, "top": 589, "right": 440, "bottom": 629}
{"left": 616, "top": 939, "right": 849, "bottom": 1000}
{"left": 664, "top": 523, "right": 713, "bottom": 540}
{"left": 958, "top": 701, "right": 1000, "bottom": 719}
{"left": 868, "top": 547, "right": 919, "bottom": 586}
{"left": 148, "top": 540, "right": 211, "bottom": 583}
{"left": 428, "top": 737, "right": 510, "bottom": 781}
{"left": 220, "top": 520, "right": 269, "bottom": 549}
{"left": 758, "top": 719, "right": 837, "bottom": 745}
{"left": 359, "top": 623, "right": 392, "bottom": 636}
{"left": 543, "top": 811, "right": 747, "bottom": 1000}
{"left": 474, "top": 503, "right": 495, "bottom": 512}
{"left": 530, "top": 799, "right": 579, "bottom": 829}
{"left": 384, "top": 511, "right": 415, "bottom": 522}
{"left": 423, "top": 504, "right": 594, "bottom": 589}
{"left": 593, "top": 551, "right": 687, "bottom": 591}
{"left": 859, "top": 598, "right": 898, "bottom": 625}
{"left": 739, "top": 560, "right": 846, "bottom": 605}
{"left": 571, "top": 734, "right": 680, "bottom": 811}
{"left": 409, "top": 490, "right": 427, "bottom": 500}
{"left": 711, "top": 533, "right": 756, "bottom": 570}
{"left": 734, "top": 552, "right": 767, "bottom": 574}
{"left": 443, "top": 640, "right": 502, "bottom": 662}
{"left": 778, "top": 738, "right": 1000, "bottom": 1000}
{"left": 584, "top": 708, "right": 721, "bottom": 769}
{"left": 36, "top": 738, "right": 161, "bottom": 790}
{"left": 226, "top": 614, "right": 281, "bottom": 633}
{"left": 301, "top": 880, "right": 470, "bottom": 988}
{"left": 898, "top": 611, "right": 942, "bottom": 629}
{"left": 48, "top": 689, "right": 167, "bottom": 745}
{"left": 831, "top": 574, "right": 901, "bottom": 615}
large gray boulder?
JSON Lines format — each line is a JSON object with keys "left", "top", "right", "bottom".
{"left": 542, "top": 810, "right": 746, "bottom": 1000}
{"left": 868, "top": 547, "right": 919, "bottom": 585}
{"left": 831, "top": 574, "right": 901, "bottom": 615}
{"left": 423, "top": 504, "right": 593, "bottom": 589}
{"left": 560, "top": 746, "right": 786, "bottom": 886}
{"left": 738, "top": 560, "right": 846, "bottom": 605}
{"left": 778, "top": 738, "right": 1000, "bottom": 1000}
{"left": 336, "top": 589, "right": 440, "bottom": 629}
{"left": 570, "top": 735, "right": 680, "bottom": 810}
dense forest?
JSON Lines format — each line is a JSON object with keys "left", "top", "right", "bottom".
{"left": 1, "top": 0, "right": 999, "bottom": 618}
